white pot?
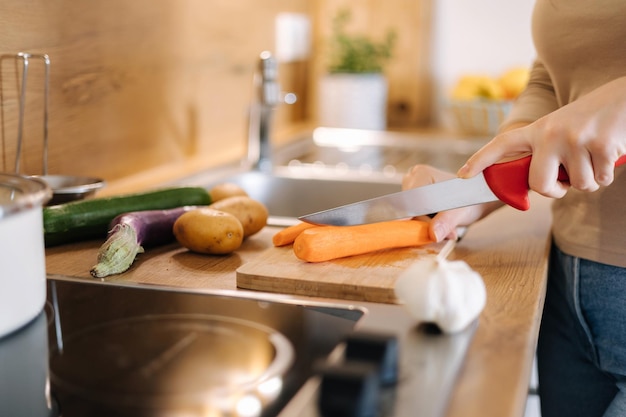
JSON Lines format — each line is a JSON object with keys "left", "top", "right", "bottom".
{"left": 318, "top": 73, "right": 388, "bottom": 130}
{"left": 0, "top": 174, "right": 51, "bottom": 338}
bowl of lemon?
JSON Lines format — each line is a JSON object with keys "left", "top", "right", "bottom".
{"left": 449, "top": 67, "right": 530, "bottom": 137}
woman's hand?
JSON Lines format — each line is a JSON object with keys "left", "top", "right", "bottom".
{"left": 402, "top": 165, "right": 502, "bottom": 242}
{"left": 457, "top": 76, "right": 626, "bottom": 198}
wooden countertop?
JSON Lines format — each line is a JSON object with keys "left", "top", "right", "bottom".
{"left": 445, "top": 193, "right": 551, "bottom": 417}
{"left": 45, "top": 193, "right": 552, "bottom": 417}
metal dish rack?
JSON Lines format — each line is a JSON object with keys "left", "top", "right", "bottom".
{"left": 0, "top": 52, "right": 50, "bottom": 175}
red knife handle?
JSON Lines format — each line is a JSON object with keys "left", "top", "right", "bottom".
{"left": 483, "top": 154, "right": 626, "bottom": 211}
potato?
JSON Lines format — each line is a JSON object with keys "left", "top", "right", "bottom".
{"left": 173, "top": 208, "right": 244, "bottom": 254}
{"left": 209, "top": 196, "right": 268, "bottom": 237}
{"left": 209, "top": 182, "right": 248, "bottom": 202}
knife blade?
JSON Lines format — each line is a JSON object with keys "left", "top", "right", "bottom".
{"left": 299, "top": 154, "right": 626, "bottom": 226}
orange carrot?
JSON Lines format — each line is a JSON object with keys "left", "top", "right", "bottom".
{"left": 272, "top": 222, "right": 319, "bottom": 246}
{"left": 293, "top": 219, "right": 433, "bottom": 262}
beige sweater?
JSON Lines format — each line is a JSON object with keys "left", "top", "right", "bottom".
{"left": 504, "top": 0, "right": 626, "bottom": 268}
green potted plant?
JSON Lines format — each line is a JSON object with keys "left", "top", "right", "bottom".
{"left": 319, "top": 9, "right": 396, "bottom": 130}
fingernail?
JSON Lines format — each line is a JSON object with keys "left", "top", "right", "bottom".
{"left": 433, "top": 223, "right": 446, "bottom": 242}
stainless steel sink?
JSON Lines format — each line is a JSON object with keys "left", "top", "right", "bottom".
{"left": 173, "top": 127, "right": 486, "bottom": 224}
{"left": 206, "top": 170, "right": 401, "bottom": 223}
{"left": 271, "top": 127, "right": 488, "bottom": 177}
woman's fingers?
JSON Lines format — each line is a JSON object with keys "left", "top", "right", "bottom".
{"left": 527, "top": 150, "right": 569, "bottom": 198}
{"left": 402, "top": 164, "right": 455, "bottom": 189}
{"left": 457, "top": 128, "right": 533, "bottom": 179}
{"left": 588, "top": 142, "right": 619, "bottom": 187}
{"left": 429, "top": 201, "right": 503, "bottom": 242}
{"left": 403, "top": 164, "right": 506, "bottom": 242}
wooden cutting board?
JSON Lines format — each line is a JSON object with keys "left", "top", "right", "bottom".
{"left": 236, "top": 240, "right": 453, "bottom": 304}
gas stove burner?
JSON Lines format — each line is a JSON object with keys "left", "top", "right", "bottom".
{"left": 49, "top": 314, "right": 294, "bottom": 415}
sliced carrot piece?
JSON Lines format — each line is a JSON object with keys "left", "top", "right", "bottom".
{"left": 293, "top": 219, "right": 433, "bottom": 262}
{"left": 272, "top": 222, "right": 319, "bottom": 247}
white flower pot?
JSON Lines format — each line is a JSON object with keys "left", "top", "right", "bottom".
{"left": 318, "top": 73, "right": 388, "bottom": 130}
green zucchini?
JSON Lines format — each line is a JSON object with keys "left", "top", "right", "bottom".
{"left": 43, "top": 187, "right": 212, "bottom": 247}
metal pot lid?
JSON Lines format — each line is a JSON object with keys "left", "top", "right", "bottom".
{"left": 32, "top": 175, "right": 105, "bottom": 195}
{"left": 0, "top": 173, "right": 52, "bottom": 219}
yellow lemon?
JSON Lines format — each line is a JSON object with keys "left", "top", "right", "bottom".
{"left": 499, "top": 67, "right": 530, "bottom": 99}
{"left": 475, "top": 76, "right": 505, "bottom": 99}
{"left": 451, "top": 75, "right": 504, "bottom": 100}
{"left": 452, "top": 75, "right": 482, "bottom": 100}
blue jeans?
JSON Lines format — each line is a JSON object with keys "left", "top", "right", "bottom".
{"left": 538, "top": 243, "right": 626, "bottom": 417}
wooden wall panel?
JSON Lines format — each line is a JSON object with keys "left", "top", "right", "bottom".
{"left": 0, "top": 0, "right": 310, "bottom": 183}
{"left": 0, "top": 0, "right": 431, "bottom": 187}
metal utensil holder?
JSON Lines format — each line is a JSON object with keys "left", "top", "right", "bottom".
{"left": 0, "top": 52, "right": 50, "bottom": 175}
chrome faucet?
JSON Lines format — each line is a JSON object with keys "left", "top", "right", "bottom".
{"left": 247, "top": 51, "right": 295, "bottom": 171}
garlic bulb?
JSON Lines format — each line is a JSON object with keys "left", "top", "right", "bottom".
{"left": 394, "top": 257, "right": 486, "bottom": 333}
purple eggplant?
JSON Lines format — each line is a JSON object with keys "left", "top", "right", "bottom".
{"left": 90, "top": 206, "right": 201, "bottom": 278}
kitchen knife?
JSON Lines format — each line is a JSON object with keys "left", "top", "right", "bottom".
{"left": 299, "top": 154, "right": 626, "bottom": 226}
